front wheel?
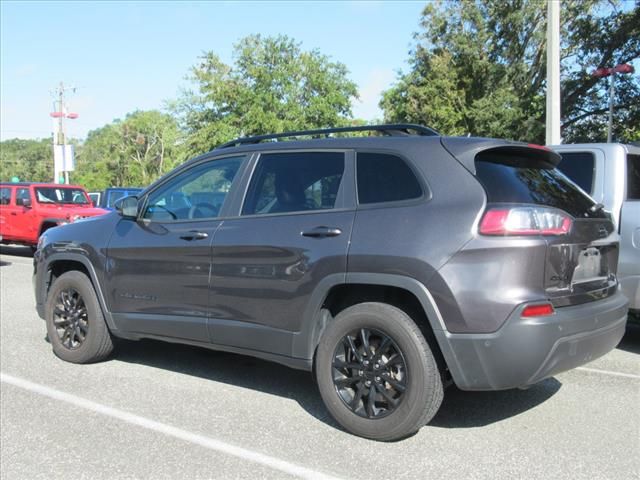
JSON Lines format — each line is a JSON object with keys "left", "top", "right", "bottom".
{"left": 315, "top": 303, "right": 443, "bottom": 441}
{"left": 45, "top": 271, "right": 114, "bottom": 364}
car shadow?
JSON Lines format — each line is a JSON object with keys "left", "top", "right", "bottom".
{"left": 112, "top": 338, "right": 561, "bottom": 432}
{"left": 0, "top": 245, "right": 34, "bottom": 258}
{"left": 617, "top": 322, "right": 640, "bottom": 354}
{"left": 430, "top": 378, "right": 561, "bottom": 428}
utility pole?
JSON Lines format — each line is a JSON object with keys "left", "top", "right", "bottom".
{"left": 50, "top": 82, "right": 78, "bottom": 184}
{"left": 545, "top": 0, "right": 561, "bottom": 146}
{"left": 592, "top": 63, "right": 634, "bottom": 142}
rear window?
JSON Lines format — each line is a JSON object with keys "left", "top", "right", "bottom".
{"left": 628, "top": 154, "right": 640, "bottom": 200}
{"left": 475, "top": 155, "right": 606, "bottom": 219}
{"left": 0, "top": 187, "right": 10, "bottom": 205}
{"left": 357, "top": 153, "right": 422, "bottom": 204}
{"left": 557, "top": 152, "right": 595, "bottom": 194}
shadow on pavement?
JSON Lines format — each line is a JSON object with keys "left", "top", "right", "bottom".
{"left": 431, "top": 378, "right": 561, "bottom": 428}
{"left": 617, "top": 321, "right": 640, "bottom": 354}
{"left": 0, "top": 245, "right": 34, "bottom": 259}
{"left": 112, "top": 337, "right": 561, "bottom": 432}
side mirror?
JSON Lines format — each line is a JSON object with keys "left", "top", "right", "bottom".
{"left": 115, "top": 195, "right": 139, "bottom": 219}
{"left": 17, "top": 197, "right": 32, "bottom": 208}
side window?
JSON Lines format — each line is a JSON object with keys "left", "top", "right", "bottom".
{"left": 627, "top": 154, "right": 640, "bottom": 201}
{"left": 557, "top": 152, "right": 595, "bottom": 194}
{"left": 0, "top": 188, "right": 11, "bottom": 205}
{"left": 242, "top": 152, "right": 345, "bottom": 215}
{"left": 16, "top": 188, "right": 31, "bottom": 205}
{"left": 356, "top": 152, "right": 422, "bottom": 204}
{"left": 143, "top": 157, "right": 243, "bottom": 221}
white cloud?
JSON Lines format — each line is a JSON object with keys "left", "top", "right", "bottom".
{"left": 352, "top": 68, "right": 396, "bottom": 121}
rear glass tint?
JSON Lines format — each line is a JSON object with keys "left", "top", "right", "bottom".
{"left": 627, "top": 154, "right": 640, "bottom": 200}
{"left": 357, "top": 153, "right": 422, "bottom": 204}
{"left": 557, "top": 152, "right": 595, "bottom": 194}
{"left": 475, "top": 154, "right": 606, "bottom": 219}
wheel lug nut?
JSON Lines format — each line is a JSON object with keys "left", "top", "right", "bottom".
{"left": 375, "top": 377, "right": 381, "bottom": 382}
{"left": 374, "top": 363, "right": 379, "bottom": 369}
{"left": 365, "top": 380, "right": 371, "bottom": 387}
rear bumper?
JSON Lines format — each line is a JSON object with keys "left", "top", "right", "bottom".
{"left": 436, "top": 290, "right": 629, "bottom": 390}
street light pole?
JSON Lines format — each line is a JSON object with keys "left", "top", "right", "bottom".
{"left": 546, "top": 0, "right": 561, "bottom": 145}
{"left": 593, "top": 63, "right": 634, "bottom": 143}
{"left": 607, "top": 71, "right": 615, "bottom": 143}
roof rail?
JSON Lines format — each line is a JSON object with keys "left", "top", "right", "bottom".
{"left": 217, "top": 123, "right": 439, "bottom": 149}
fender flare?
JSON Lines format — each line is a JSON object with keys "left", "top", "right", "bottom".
{"left": 291, "top": 272, "right": 449, "bottom": 360}
{"left": 42, "top": 252, "right": 119, "bottom": 333}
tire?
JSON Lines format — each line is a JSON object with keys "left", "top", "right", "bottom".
{"left": 315, "top": 302, "right": 443, "bottom": 441}
{"left": 45, "top": 271, "right": 114, "bottom": 364}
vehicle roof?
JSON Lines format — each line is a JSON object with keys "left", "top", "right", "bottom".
{"left": 550, "top": 143, "right": 640, "bottom": 155}
{"left": 104, "top": 187, "right": 143, "bottom": 191}
{"left": 0, "top": 182, "right": 87, "bottom": 189}
{"left": 187, "top": 135, "right": 558, "bottom": 173}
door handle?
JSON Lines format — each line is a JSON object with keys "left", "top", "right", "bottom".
{"left": 180, "top": 231, "right": 209, "bottom": 241}
{"left": 301, "top": 226, "right": 342, "bottom": 238}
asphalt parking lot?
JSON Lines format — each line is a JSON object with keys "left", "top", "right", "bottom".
{"left": 1, "top": 244, "right": 638, "bottom": 480}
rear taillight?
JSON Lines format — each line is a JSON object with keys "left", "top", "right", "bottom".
{"left": 521, "top": 303, "right": 555, "bottom": 317}
{"left": 479, "top": 206, "right": 572, "bottom": 236}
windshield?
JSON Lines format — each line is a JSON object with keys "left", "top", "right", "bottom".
{"left": 35, "top": 187, "right": 90, "bottom": 205}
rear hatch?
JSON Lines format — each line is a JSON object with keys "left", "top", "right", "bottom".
{"left": 456, "top": 142, "right": 618, "bottom": 307}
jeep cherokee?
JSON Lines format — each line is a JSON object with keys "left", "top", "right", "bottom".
{"left": 33, "top": 125, "right": 629, "bottom": 441}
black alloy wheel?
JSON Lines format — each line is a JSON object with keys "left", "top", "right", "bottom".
{"left": 332, "top": 328, "right": 408, "bottom": 419}
{"left": 52, "top": 288, "right": 89, "bottom": 350}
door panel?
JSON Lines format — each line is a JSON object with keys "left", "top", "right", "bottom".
{"left": 106, "top": 219, "right": 219, "bottom": 341}
{"left": 209, "top": 150, "right": 355, "bottom": 354}
{"left": 105, "top": 155, "right": 246, "bottom": 342}
{"left": 0, "top": 187, "right": 14, "bottom": 239}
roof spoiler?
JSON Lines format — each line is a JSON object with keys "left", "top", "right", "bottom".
{"left": 440, "top": 137, "right": 562, "bottom": 174}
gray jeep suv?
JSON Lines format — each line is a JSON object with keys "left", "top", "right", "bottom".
{"left": 34, "top": 125, "right": 629, "bottom": 441}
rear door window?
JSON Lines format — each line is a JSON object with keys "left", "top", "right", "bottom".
{"left": 627, "top": 154, "right": 640, "bottom": 200}
{"left": 242, "top": 152, "right": 345, "bottom": 215}
{"left": 0, "top": 187, "right": 11, "bottom": 205}
{"left": 557, "top": 152, "right": 595, "bottom": 194}
{"left": 475, "top": 153, "right": 606, "bottom": 219}
{"left": 356, "top": 152, "right": 422, "bottom": 204}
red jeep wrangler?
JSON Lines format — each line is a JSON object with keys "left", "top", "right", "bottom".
{"left": 0, "top": 182, "right": 108, "bottom": 248}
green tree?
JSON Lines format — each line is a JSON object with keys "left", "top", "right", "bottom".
{"left": 0, "top": 138, "right": 53, "bottom": 182}
{"left": 74, "top": 110, "right": 184, "bottom": 190}
{"left": 381, "top": 0, "right": 639, "bottom": 143}
{"left": 171, "top": 34, "right": 359, "bottom": 156}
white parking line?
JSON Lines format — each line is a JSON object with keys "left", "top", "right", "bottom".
{"left": 0, "top": 372, "right": 342, "bottom": 480}
{"left": 576, "top": 367, "right": 640, "bottom": 380}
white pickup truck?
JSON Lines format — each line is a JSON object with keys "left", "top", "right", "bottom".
{"left": 551, "top": 143, "right": 640, "bottom": 318}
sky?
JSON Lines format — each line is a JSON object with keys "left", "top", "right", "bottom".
{"left": 0, "top": 0, "right": 426, "bottom": 141}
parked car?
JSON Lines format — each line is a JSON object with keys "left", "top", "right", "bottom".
{"left": 34, "top": 125, "right": 628, "bottom": 441}
{"left": 0, "top": 182, "right": 108, "bottom": 248}
{"left": 94, "top": 187, "right": 143, "bottom": 210}
{"left": 88, "top": 191, "right": 101, "bottom": 207}
{"left": 552, "top": 143, "right": 639, "bottom": 318}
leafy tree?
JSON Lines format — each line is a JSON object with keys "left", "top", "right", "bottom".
{"left": 171, "top": 34, "right": 359, "bottom": 156}
{"left": 381, "top": 0, "right": 639, "bottom": 143}
{"left": 0, "top": 138, "right": 53, "bottom": 182}
{"left": 74, "top": 110, "right": 184, "bottom": 190}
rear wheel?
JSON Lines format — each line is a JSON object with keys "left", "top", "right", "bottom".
{"left": 45, "top": 271, "right": 113, "bottom": 363}
{"left": 315, "top": 302, "right": 443, "bottom": 441}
